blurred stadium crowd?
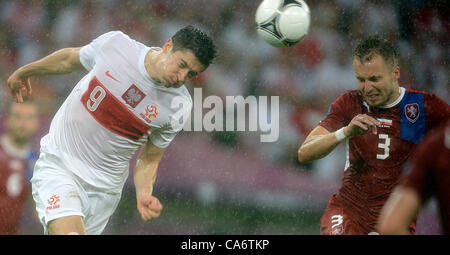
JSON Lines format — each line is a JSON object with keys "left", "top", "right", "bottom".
{"left": 0, "top": 0, "right": 448, "bottom": 234}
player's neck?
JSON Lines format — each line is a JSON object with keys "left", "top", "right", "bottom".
{"left": 144, "top": 49, "right": 163, "bottom": 84}
{"left": 379, "top": 85, "right": 403, "bottom": 109}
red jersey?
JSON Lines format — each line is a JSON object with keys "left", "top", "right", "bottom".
{"left": 0, "top": 136, "right": 34, "bottom": 235}
{"left": 319, "top": 88, "right": 450, "bottom": 233}
{"left": 401, "top": 119, "right": 450, "bottom": 234}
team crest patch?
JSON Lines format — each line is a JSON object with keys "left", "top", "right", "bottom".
{"left": 405, "top": 103, "right": 419, "bottom": 123}
{"left": 140, "top": 105, "right": 158, "bottom": 124}
{"left": 331, "top": 225, "right": 343, "bottom": 235}
{"left": 46, "top": 194, "right": 60, "bottom": 210}
{"left": 122, "top": 85, "right": 145, "bottom": 108}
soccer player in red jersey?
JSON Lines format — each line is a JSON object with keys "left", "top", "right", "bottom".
{"left": 0, "top": 100, "right": 40, "bottom": 234}
{"left": 297, "top": 36, "right": 450, "bottom": 235}
{"left": 377, "top": 118, "right": 450, "bottom": 235}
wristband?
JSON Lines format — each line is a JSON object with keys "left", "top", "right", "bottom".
{"left": 335, "top": 127, "right": 347, "bottom": 142}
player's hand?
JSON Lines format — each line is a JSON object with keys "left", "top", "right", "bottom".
{"left": 136, "top": 193, "right": 163, "bottom": 222}
{"left": 6, "top": 72, "right": 32, "bottom": 103}
{"left": 344, "top": 114, "right": 379, "bottom": 137}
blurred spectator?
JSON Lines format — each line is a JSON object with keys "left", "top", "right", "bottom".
{"left": 0, "top": 99, "right": 40, "bottom": 234}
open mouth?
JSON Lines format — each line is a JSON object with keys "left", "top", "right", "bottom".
{"left": 365, "top": 94, "right": 379, "bottom": 101}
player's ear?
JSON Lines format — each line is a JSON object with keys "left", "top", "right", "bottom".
{"left": 162, "top": 38, "right": 173, "bottom": 53}
{"left": 393, "top": 66, "right": 400, "bottom": 80}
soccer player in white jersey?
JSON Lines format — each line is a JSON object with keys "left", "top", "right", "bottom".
{"left": 6, "top": 25, "right": 217, "bottom": 235}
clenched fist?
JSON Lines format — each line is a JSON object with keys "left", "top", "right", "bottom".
{"left": 137, "top": 193, "right": 163, "bottom": 222}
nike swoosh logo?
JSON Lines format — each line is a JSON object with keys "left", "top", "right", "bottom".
{"left": 105, "top": 70, "right": 119, "bottom": 82}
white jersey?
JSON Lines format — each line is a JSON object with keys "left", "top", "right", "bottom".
{"left": 40, "top": 31, "right": 192, "bottom": 192}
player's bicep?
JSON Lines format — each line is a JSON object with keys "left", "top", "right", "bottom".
{"left": 303, "top": 125, "right": 331, "bottom": 144}
{"left": 139, "top": 140, "right": 166, "bottom": 164}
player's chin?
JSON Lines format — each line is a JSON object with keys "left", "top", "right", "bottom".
{"left": 365, "top": 98, "right": 383, "bottom": 107}
{"left": 171, "top": 82, "right": 183, "bottom": 88}
{"left": 164, "top": 82, "right": 180, "bottom": 88}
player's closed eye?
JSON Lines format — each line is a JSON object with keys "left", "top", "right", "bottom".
{"left": 187, "top": 71, "right": 197, "bottom": 79}
{"left": 357, "top": 77, "right": 380, "bottom": 83}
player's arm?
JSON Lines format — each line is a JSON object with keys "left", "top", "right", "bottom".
{"left": 6, "top": 47, "right": 84, "bottom": 103}
{"left": 377, "top": 186, "right": 421, "bottom": 235}
{"left": 298, "top": 114, "right": 379, "bottom": 163}
{"left": 134, "top": 141, "right": 164, "bottom": 221}
{"left": 297, "top": 126, "right": 340, "bottom": 163}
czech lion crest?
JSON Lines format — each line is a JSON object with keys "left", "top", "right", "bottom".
{"left": 405, "top": 103, "right": 419, "bottom": 123}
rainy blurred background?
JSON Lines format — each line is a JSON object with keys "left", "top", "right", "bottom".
{"left": 0, "top": 0, "right": 448, "bottom": 234}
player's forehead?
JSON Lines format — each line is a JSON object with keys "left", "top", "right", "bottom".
{"left": 353, "top": 54, "right": 389, "bottom": 76}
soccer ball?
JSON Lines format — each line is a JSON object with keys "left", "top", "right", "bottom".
{"left": 255, "top": 0, "right": 311, "bottom": 48}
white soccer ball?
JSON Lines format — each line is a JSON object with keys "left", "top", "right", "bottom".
{"left": 255, "top": 0, "right": 311, "bottom": 48}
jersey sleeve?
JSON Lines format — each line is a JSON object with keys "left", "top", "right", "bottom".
{"left": 319, "top": 91, "right": 355, "bottom": 132}
{"left": 424, "top": 93, "right": 450, "bottom": 130}
{"left": 149, "top": 127, "right": 179, "bottom": 149}
{"left": 149, "top": 97, "right": 193, "bottom": 148}
{"left": 79, "top": 31, "right": 133, "bottom": 71}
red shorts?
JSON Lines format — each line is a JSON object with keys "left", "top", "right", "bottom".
{"left": 320, "top": 194, "right": 416, "bottom": 235}
{"left": 320, "top": 195, "right": 372, "bottom": 235}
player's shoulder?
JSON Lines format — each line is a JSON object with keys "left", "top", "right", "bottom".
{"left": 404, "top": 88, "right": 429, "bottom": 96}
{"left": 92, "top": 30, "right": 143, "bottom": 50}
{"left": 405, "top": 88, "right": 449, "bottom": 108}
{"left": 404, "top": 88, "right": 438, "bottom": 100}
{"left": 92, "top": 31, "right": 146, "bottom": 65}
{"left": 99, "top": 30, "right": 130, "bottom": 40}
{"left": 334, "top": 89, "right": 363, "bottom": 104}
{"left": 97, "top": 30, "right": 136, "bottom": 47}
{"left": 341, "top": 89, "right": 362, "bottom": 97}
{"left": 172, "top": 86, "right": 193, "bottom": 107}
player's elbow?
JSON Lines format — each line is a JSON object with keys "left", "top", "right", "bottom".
{"left": 55, "top": 48, "right": 83, "bottom": 73}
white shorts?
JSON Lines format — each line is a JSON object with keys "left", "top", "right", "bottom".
{"left": 31, "top": 151, "right": 122, "bottom": 235}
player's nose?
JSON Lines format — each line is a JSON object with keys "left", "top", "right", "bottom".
{"left": 363, "top": 80, "right": 375, "bottom": 93}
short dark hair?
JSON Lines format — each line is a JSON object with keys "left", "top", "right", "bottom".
{"left": 353, "top": 36, "right": 399, "bottom": 68}
{"left": 171, "top": 25, "right": 217, "bottom": 68}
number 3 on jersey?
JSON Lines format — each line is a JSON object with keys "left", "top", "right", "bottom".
{"left": 87, "top": 85, "right": 106, "bottom": 111}
{"left": 377, "top": 134, "right": 391, "bottom": 160}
